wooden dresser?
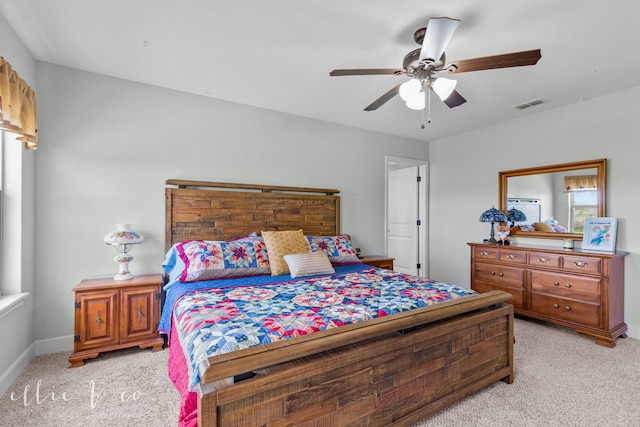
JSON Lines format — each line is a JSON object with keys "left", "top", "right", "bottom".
{"left": 69, "top": 274, "right": 164, "bottom": 367}
{"left": 468, "top": 242, "right": 628, "bottom": 347}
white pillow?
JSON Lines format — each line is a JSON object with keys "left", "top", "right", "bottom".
{"left": 283, "top": 252, "right": 335, "bottom": 278}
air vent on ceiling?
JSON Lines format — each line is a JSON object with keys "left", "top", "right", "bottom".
{"left": 513, "top": 98, "right": 546, "bottom": 110}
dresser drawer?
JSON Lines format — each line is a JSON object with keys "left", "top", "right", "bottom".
{"left": 531, "top": 271, "right": 600, "bottom": 303}
{"left": 472, "top": 281, "right": 524, "bottom": 309}
{"left": 473, "top": 262, "right": 524, "bottom": 289}
{"left": 473, "top": 247, "right": 498, "bottom": 261}
{"left": 498, "top": 250, "right": 526, "bottom": 264}
{"left": 562, "top": 255, "right": 601, "bottom": 275}
{"left": 528, "top": 252, "right": 561, "bottom": 268}
{"left": 530, "top": 293, "right": 600, "bottom": 328}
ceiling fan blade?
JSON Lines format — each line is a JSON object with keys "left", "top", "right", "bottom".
{"left": 442, "top": 90, "right": 466, "bottom": 108}
{"left": 448, "top": 49, "right": 541, "bottom": 73}
{"left": 419, "top": 17, "right": 460, "bottom": 62}
{"left": 330, "top": 68, "right": 404, "bottom": 77}
{"left": 364, "top": 84, "right": 401, "bottom": 111}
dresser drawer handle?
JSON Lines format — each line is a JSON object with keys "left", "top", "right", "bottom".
{"left": 565, "top": 283, "right": 572, "bottom": 288}
{"left": 574, "top": 261, "right": 588, "bottom": 268}
{"left": 553, "top": 303, "right": 559, "bottom": 308}
{"left": 506, "top": 255, "right": 518, "bottom": 260}
{"left": 490, "top": 271, "right": 504, "bottom": 276}
{"left": 480, "top": 251, "right": 490, "bottom": 257}
{"left": 565, "top": 306, "right": 571, "bottom": 311}
{"left": 553, "top": 282, "right": 560, "bottom": 286}
{"left": 537, "top": 257, "right": 549, "bottom": 263}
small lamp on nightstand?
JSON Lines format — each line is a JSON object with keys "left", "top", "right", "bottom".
{"left": 479, "top": 207, "right": 507, "bottom": 244}
{"left": 104, "top": 224, "right": 144, "bottom": 280}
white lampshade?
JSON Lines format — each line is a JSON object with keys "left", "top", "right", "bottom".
{"left": 399, "top": 79, "right": 422, "bottom": 102}
{"left": 405, "top": 95, "right": 426, "bottom": 110}
{"left": 399, "top": 79, "right": 425, "bottom": 110}
{"left": 104, "top": 224, "right": 144, "bottom": 280}
{"left": 431, "top": 77, "right": 457, "bottom": 101}
{"left": 103, "top": 224, "right": 144, "bottom": 245}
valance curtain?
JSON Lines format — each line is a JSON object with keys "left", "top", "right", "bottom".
{"left": 0, "top": 56, "right": 38, "bottom": 150}
{"left": 564, "top": 175, "right": 597, "bottom": 192}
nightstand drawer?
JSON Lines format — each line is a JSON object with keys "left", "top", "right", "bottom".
{"left": 360, "top": 256, "right": 394, "bottom": 270}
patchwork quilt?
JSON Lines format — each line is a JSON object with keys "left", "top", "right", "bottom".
{"left": 172, "top": 265, "right": 476, "bottom": 390}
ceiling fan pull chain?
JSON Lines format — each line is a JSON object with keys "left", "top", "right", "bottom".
{"left": 422, "top": 82, "right": 430, "bottom": 129}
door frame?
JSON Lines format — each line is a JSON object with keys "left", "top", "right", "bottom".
{"left": 384, "top": 156, "right": 428, "bottom": 277}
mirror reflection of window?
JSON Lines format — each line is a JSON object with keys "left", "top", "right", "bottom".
{"left": 569, "top": 191, "right": 598, "bottom": 233}
{"left": 564, "top": 174, "right": 598, "bottom": 233}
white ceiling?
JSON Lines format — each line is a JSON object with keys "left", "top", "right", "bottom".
{"left": 2, "top": 0, "right": 639, "bottom": 142}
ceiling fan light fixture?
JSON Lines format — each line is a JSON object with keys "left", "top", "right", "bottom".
{"left": 405, "top": 95, "right": 426, "bottom": 110}
{"left": 399, "top": 79, "right": 422, "bottom": 102}
{"left": 431, "top": 77, "right": 457, "bottom": 101}
{"left": 399, "top": 79, "right": 425, "bottom": 110}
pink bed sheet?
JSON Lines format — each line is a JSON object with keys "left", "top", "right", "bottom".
{"left": 168, "top": 321, "right": 198, "bottom": 427}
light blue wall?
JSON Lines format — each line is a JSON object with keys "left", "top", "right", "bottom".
{"left": 429, "top": 86, "right": 640, "bottom": 338}
{"left": 33, "top": 62, "right": 428, "bottom": 342}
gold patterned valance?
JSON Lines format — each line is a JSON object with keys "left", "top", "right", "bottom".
{"left": 564, "top": 175, "right": 597, "bottom": 192}
{"left": 0, "top": 56, "right": 38, "bottom": 150}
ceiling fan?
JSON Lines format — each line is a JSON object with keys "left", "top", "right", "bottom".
{"left": 330, "top": 17, "right": 541, "bottom": 113}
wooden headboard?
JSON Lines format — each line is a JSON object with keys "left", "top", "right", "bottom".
{"left": 165, "top": 180, "right": 340, "bottom": 251}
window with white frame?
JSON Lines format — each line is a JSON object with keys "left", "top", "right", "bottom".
{"left": 569, "top": 190, "right": 598, "bottom": 233}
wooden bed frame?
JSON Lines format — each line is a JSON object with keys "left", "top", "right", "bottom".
{"left": 165, "top": 180, "right": 514, "bottom": 427}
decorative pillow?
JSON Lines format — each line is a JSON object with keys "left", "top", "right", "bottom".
{"left": 550, "top": 224, "right": 568, "bottom": 232}
{"left": 261, "top": 229, "right": 311, "bottom": 276}
{"left": 175, "top": 239, "right": 270, "bottom": 282}
{"left": 162, "top": 244, "right": 187, "bottom": 286}
{"left": 306, "top": 234, "right": 361, "bottom": 265}
{"left": 283, "top": 252, "right": 335, "bottom": 278}
{"left": 519, "top": 224, "right": 536, "bottom": 232}
{"left": 533, "top": 222, "right": 555, "bottom": 232}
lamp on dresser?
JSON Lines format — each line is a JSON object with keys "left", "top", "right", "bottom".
{"left": 507, "top": 208, "right": 527, "bottom": 228}
{"left": 104, "top": 224, "right": 144, "bottom": 280}
{"left": 479, "top": 207, "right": 507, "bottom": 244}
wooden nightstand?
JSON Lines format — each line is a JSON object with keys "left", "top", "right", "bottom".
{"left": 68, "top": 274, "right": 164, "bottom": 368}
{"left": 360, "top": 255, "right": 395, "bottom": 270}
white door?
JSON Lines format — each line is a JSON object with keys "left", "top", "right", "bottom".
{"left": 388, "top": 166, "right": 419, "bottom": 275}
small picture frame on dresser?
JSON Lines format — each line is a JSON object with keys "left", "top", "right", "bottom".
{"left": 582, "top": 217, "right": 618, "bottom": 251}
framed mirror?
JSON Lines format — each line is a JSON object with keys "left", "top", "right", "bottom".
{"left": 498, "top": 159, "right": 607, "bottom": 240}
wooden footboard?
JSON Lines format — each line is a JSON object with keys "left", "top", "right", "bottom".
{"left": 196, "top": 290, "right": 514, "bottom": 426}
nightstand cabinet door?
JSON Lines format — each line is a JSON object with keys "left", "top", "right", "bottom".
{"left": 69, "top": 274, "right": 164, "bottom": 368}
{"left": 121, "top": 286, "right": 159, "bottom": 342}
{"left": 75, "top": 290, "right": 119, "bottom": 350}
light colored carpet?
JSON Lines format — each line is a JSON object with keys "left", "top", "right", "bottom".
{"left": 1, "top": 318, "right": 639, "bottom": 427}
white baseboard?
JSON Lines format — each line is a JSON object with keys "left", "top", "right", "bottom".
{"left": 0, "top": 343, "right": 35, "bottom": 398}
{"left": 0, "top": 335, "right": 73, "bottom": 398}
{"left": 626, "top": 323, "right": 639, "bottom": 340}
{"left": 35, "top": 335, "right": 73, "bottom": 356}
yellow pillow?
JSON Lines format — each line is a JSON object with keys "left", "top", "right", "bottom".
{"left": 261, "top": 229, "right": 311, "bottom": 276}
